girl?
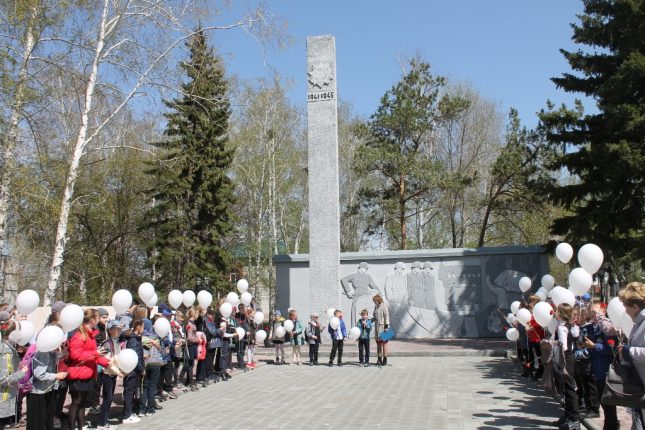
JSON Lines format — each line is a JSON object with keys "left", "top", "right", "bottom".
{"left": 372, "top": 294, "right": 390, "bottom": 366}
{"left": 181, "top": 309, "right": 199, "bottom": 391}
{"left": 270, "top": 311, "right": 285, "bottom": 365}
{"left": 287, "top": 310, "right": 304, "bottom": 365}
{"left": 554, "top": 303, "right": 580, "bottom": 430}
{"left": 170, "top": 311, "right": 185, "bottom": 389}
{"left": 28, "top": 331, "right": 68, "bottom": 430}
{"left": 0, "top": 318, "right": 27, "bottom": 429}
{"left": 121, "top": 320, "right": 144, "bottom": 424}
{"left": 246, "top": 308, "right": 257, "bottom": 368}
{"left": 66, "top": 309, "right": 111, "bottom": 430}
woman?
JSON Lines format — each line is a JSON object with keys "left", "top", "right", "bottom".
{"left": 181, "top": 309, "right": 199, "bottom": 391}
{"left": 372, "top": 294, "right": 390, "bottom": 366}
{"left": 66, "top": 309, "right": 110, "bottom": 430}
{"left": 619, "top": 282, "right": 645, "bottom": 429}
{"left": 0, "top": 317, "right": 27, "bottom": 429}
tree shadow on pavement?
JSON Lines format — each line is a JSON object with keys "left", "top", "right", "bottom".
{"left": 473, "top": 359, "right": 560, "bottom": 430}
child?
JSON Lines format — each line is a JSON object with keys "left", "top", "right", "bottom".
{"left": 554, "top": 303, "right": 581, "bottom": 430}
{"left": 0, "top": 317, "right": 28, "bottom": 429}
{"left": 28, "top": 336, "right": 67, "bottom": 430}
{"left": 96, "top": 320, "right": 125, "bottom": 430}
{"left": 246, "top": 309, "right": 257, "bottom": 368}
{"left": 270, "top": 311, "right": 285, "bottom": 365}
{"left": 357, "top": 309, "right": 372, "bottom": 366}
{"left": 306, "top": 313, "right": 321, "bottom": 366}
{"left": 235, "top": 305, "right": 249, "bottom": 369}
{"left": 141, "top": 319, "right": 164, "bottom": 416}
{"left": 287, "top": 310, "right": 304, "bottom": 366}
{"left": 121, "top": 320, "right": 144, "bottom": 424}
{"left": 328, "top": 310, "right": 347, "bottom": 367}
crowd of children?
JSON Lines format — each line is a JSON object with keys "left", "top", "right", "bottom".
{"left": 0, "top": 295, "right": 392, "bottom": 430}
{"left": 512, "top": 295, "right": 628, "bottom": 430}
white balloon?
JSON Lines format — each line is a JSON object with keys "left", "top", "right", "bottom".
{"left": 516, "top": 308, "right": 532, "bottom": 325}
{"left": 16, "top": 289, "right": 40, "bottom": 315}
{"left": 235, "top": 327, "right": 246, "bottom": 340}
{"left": 505, "top": 313, "right": 517, "bottom": 325}
{"left": 506, "top": 328, "right": 519, "bottom": 341}
{"left": 240, "top": 292, "right": 252, "bottom": 307}
{"left": 606, "top": 297, "right": 626, "bottom": 327}
{"left": 197, "top": 291, "right": 212, "bottom": 308}
{"left": 578, "top": 243, "right": 604, "bottom": 274}
{"left": 275, "top": 326, "right": 286, "bottom": 338}
{"left": 326, "top": 308, "right": 336, "bottom": 319}
{"left": 330, "top": 317, "right": 340, "bottom": 330}
{"left": 253, "top": 311, "right": 264, "bottom": 325}
{"left": 556, "top": 289, "right": 576, "bottom": 307}
{"left": 236, "top": 279, "right": 249, "bottom": 294}
{"left": 36, "top": 325, "right": 65, "bottom": 352}
{"left": 182, "top": 290, "right": 196, "bottom": 308}
{"left": 168, "top": 290, "right": 183, "bottom": 309}
{"left": 255, "top": 329, "right": 267, "bottom": 343}
{"left": 9, "top": 330, "right": 22, "bottom": 345}
{"left": 350, "top": 326, "right": 361, "bottom": 338}
{"left": 226, "top": 292, "right": 240, "bottom": 307}
{"left": 112, "top": 289, "right": 133, "bottom": 314}
{"left": 153, "top": 317, "right": 170, "bottom": 338}
{"left": 145, "top": 292, "right": 158, "bottom": 308}
{"left": 620, "top": 313, "right": 633, "bottom": 337}
{"left": 283, "top": 320, "right": 294, "bottom": 332}
{"left": 536, "top": 288, "right": 548, "bottom": 302}
{"left": 570, "top": 325, "right": 580, "bottom": 338}
{"left": 60, "top": 304, "right": 84, "bottom": 332}
{"left": 568, "top": 268, "right": 593, "bottom": 296}
{"left": 547, "top": 318, "right": 558, "bottom": 335}
{"left": 541, "top": 274, "right": 555, "bottom": 290}
{"left": 533, "top": 302, "right": 554, "bottom": 328}
{"left": 555, "top": 242, "right": 574, "bottom": 264}
{"left": 219, "top": 302, "right": 233, "bottom": 318}
{"left": 18, "top": 320, "right": 35, "bottom": 344}
{"left": 138, "top": 282, "right": 155, "bottom": 301}
{"left": 510, "top": 301, "right": 521, "bottom": 315}
{"left": 116, "top": 349, "right": 138, "bottom": 374}
{"left": 550, "top": 286, "right": 567, "bottom": 304}
{"left": 519, "top": 277, "right": 532, "bottom": 293}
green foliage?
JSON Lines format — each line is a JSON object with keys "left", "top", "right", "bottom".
{"left": 354, "top": 59, "right": 458, "bottom": 249}
{"left": 537, "top": 0, "right": 645, "bottom": 269}
{"left": 146, "top": 29, "right": 236, "bottom": 294}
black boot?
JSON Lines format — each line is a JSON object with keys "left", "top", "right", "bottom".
{"left": 377, "top": 358, "right": 382, "bottom": 365}
{"left": 383, "top": 357, "right": 387, "bottom": 366}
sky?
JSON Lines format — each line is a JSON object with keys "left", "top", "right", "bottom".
{"left": 211, "top": 1, "right": 594, "bottom": 128}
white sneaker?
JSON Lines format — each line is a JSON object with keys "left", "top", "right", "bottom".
{"left": 122, "top": 416, "right": 141, "bottom": 424}
{"left": 53, "top": 417, "right": 62, "bottom": 429}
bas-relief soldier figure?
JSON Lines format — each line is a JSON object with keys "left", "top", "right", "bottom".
{"left": 407, "top": 261, "right": 425, "bottom": 308}
{"left": 422, "top": 261, "right": 437, "bottom": 310}
{"left": 340, "top": 262, "right": 380, "bottom": 325}
{"left": 384, "top": 262, "right": 408, "bottom": 304}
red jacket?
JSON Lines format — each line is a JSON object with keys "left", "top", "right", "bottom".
{"left": 66, "top": 326, "right": 110, "bottom": 380}
{"left": 527, "top": 317, "right": 545, "bottom": 343}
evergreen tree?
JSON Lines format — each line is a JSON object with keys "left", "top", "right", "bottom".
{"left": 147, "top": 29, "right": 236, "bottom": 293}
{"left": 538, "top": 0, "right": 645, "bottom": 266}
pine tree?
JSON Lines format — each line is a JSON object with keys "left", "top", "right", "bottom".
{"left": 147, "top": 29, "right": 236, "bottom": 293}
{"left": 538, "top": 0, "right": 645, "bottom": 266}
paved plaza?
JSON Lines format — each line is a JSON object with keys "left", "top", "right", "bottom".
{"left": 123, "top": 357, "right": 561, "bottom": 430}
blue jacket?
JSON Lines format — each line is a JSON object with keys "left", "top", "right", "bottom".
{"left": 122, "top": 332, "right": 144, "bottom": 374}
{"left": 588, "top": 321, "right": 617, "bottom": 380}
{"left": 357, "top": 318, "right": 372, "bottom": 339}
{"left": 328, "top": 319, "right": 347, "bottom": 340}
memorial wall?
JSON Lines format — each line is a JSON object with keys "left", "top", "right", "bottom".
{"left": 274, "top": 246, "right": 548, "bottom": 338}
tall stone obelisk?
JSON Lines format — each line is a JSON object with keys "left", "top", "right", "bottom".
{"left": 306, "top": 35, "right": 340, "bottom": 315}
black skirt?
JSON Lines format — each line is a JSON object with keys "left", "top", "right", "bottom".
{"left": 68, "top": 378, "right": 93, "bottom": 392}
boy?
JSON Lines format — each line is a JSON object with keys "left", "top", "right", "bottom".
{"left": 306, "top": 313, "right": 321, "bottom": 365}
{"left": 357, "top": 309, "right": 372, "bottom": 366}
{"left": 328, "top": 310, "right": 347, "bottom": 367}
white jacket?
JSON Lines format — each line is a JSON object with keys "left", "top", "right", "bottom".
{"left": 627, "top": 309, "right": 645, "bottom": 385}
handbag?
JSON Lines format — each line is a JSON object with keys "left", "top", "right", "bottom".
{"left": 601, "top": 359, "right": 645, "bottom": 409}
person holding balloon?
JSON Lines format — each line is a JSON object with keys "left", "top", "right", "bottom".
{"left": 270, "top": 311, "right": 286, "bottom": 365}
{"left": 554, "top": 303, "right": 581, "bottom": 430}
{"left": 27, "top": 339, "right": 68, "bottom": 430}
{"left": 121, "top": 320, "right": 144, "bottom": 424}
{"left": 96, "top": 320, "right": 125, "bottom": 430}
{"left": 0, "top": 318, "right": 28, "bottom": 429}
{"left": 526, "top": 296, "right": 545, "bottom": 380}
{"left": 327, "top": 310, "right": 347, "bottom": 367}
{"left": 65, "top": 308, "right": 111, "bottom": 430}
{"left": 306, "top": 313, "right": 321, "bottom": 366}
{"left": 286, "top": 309, "right": 304, "bottom": 366}
{"left": 372, "top": 294, "right": 390, "bottom": 366}
{"left": 245, "top": 308, "right": 258, "bottom": 368}
{"left": 235, "top": 305, "right": 250, "bottom": 369}
{"left": 181, "top": 309, "right": 199, "bottom": 391}
{"left": 618, "top": 282, "right": 645, "bottom": 428}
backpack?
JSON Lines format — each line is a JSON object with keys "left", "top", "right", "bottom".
{"left": 18, "top": 343, "right": 38, "bottom": 395}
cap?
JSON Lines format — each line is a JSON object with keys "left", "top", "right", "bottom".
{"left": 423, "top": 262, "right": 433, "bottom": 269}
{"left": 310, "top": 312, "right": 319, "bottom": 318}
{"left": 162, "top": 309, "right": 172, "bottom": 316}
{"left": 158, "top": 303, "right": 170, "bottom": 314}
{"left": 106, "top": 319, "right": 124, "bottom": 330}
{"left": 394, "top": 262, "right": 405, "bottom": 270}
{"left": 97, "top": 308, "right": 109, "bottom": 317}
{"left": 51, "top": 301, "right": 66, "bottom": 313}
{"left": 275, "top": 310, "right": 281, "bottom": 317}
{"left": 358, "top": 262, "right": 369, "bottom": 269}
{"left": 412, "top": 261, "right": 422, "bottom": 269}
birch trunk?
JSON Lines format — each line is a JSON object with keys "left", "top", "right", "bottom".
{"left": 0, "top": 10, "right": 36, "bottom": 298}
{"left": 45, "top": 0, "right": 110, "bottom": 305}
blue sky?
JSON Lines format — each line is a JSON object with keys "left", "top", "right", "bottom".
{"left": 212, "top": 1, "right": 593, "bottom": 128}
